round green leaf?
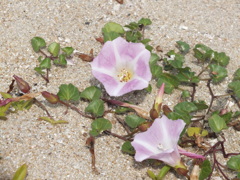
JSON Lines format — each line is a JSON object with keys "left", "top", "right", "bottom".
{"left": 31, "top": 37, "right": 46, "bottom": 52}
{"left": 199, "top": 160, "right": 212, "bottom": 180}
{"left": 228, "top": 81, "right": 240, "bottom": 98}
{"left": 85, "top": 99, "right": 104, "bottom": 117}
{"left": 208, "top": 114, "right": 228, "bottom": 133}
{"left": 39, "top": 58, "right": 51, "bottom": 69}
{"left": 227, "top": 155, "right": 240, "bottom": 172}
{"left": 57, "top": 83, "right": 80, "bottom": 101}
{"left": 176, "top": 41, "right": 190, "bottom": 54}
{"left": 62, "top": 47, "right": 74, "bottom": 56}
{"left": 48, "top": 42, "right": 60, "bottom": 57}
{"left": 210, "top": 64, "right": 228, "bottom": 83}
{"left": 90, "top": 118, "right": 112, "bottom": 136}
{"left": 80, "top": 86, "right": 102, "bottom": 101}
{"left": 125, "top": 114, "right": 146, "bottom": 129}
{"left": 121, "top": 141, "right": 135, "bottom": 155}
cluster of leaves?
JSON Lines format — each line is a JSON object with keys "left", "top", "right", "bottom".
{"left": 31, "top": 37, "right": 74, "bottom": 82}
{"left": 102, "top": 18, "right": 153, "bottom": 51}
{"left": 1, "top": 18, "right": 240, "bottom": 180}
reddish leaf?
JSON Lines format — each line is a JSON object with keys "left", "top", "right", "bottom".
{"left": 95, "top": 37, "right": 104, "bottom": 44}
{"left": 115, "top": 0, "right": 123, "bottom": 4}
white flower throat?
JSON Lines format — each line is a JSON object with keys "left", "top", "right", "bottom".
{"left": 117, "top": 68, "right": 133, "bottom": 82}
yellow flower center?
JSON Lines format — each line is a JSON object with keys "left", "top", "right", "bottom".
{"left": 117, "top": 68, "right": 132, "bottom": 82}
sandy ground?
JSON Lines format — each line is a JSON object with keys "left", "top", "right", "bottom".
{"left": 0, "top": 0, "right": 240, "bottom": 179}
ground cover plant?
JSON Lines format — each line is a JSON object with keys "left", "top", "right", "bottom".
{"left": 1, "top": 17, "right": 240, "bottom": 180}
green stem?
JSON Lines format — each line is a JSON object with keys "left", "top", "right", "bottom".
{"left": 157, "top": 165, "right": 171, "bottom": 180}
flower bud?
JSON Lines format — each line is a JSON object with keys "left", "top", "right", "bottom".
{"left": 138, "top": 122, "right": 152, "bottom": 132}
{"left": 41, "top": 91, "right": 59, "bottom": 104}
{"left": 150, "top": 83, "right": 164, "bottom": 120}
{"left": 175, "top": 167, "right": 189, "bottom": 177}
{"left": 13, "top": 75, "right": 31, "bottom": 93}
{"left": 162, "top": 105, "right": 172, "bottom": 116}
{"left": 220, "top": 109, "right": 228, "bottom": 115}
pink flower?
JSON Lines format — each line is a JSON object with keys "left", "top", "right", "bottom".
{"left": 91, "top": 37, "right": 151, "bottom": 96}
{"left": 131, "top": 115, "right": 205, "bottom": 168}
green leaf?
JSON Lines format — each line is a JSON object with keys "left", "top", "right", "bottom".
{"left": 238, "top": 172, "right": 240, "bottom": 178}
{"left": 80, "top": 86, "right": 102, "bottom": 101}
{"left": 121, "top": 141, "right": 135, "bottom": 155}
{"left": 209, "top": 64, "right": 228, "bottom": 83}
{"left": 208, "top": 114, "right": 228, "bottom": 133}
{"left": 39, "top": 117, "right": 68, "bottom": 124}
{"left": 168, "top": 111, "right": 192, "bottom": 125}
{"left": 193, "top": 44, "right": 214, "bottom": 62}
{"left": 176, "top": 41, "right": 190, "bottom": 54}
{"left": 115, "top": 106, "right": 132, "bottom": 114}
{"left": 89, "top": 118, "right": 112, "bottom": 136}
{"left": 212, "top": 51, "right": 230, "bottom": 66}
{"left": 125, "top": 22, "right": 139, "bottom": 30}
{"left": 228, "top": 81, "right": 240, "bottom": 98}
{"left": 157, "top": 165, "right": 171, "bottom": 180}
{"left": 102, "top": 22, "right": 125, "bottom": 34}
{"left": 227, "top": 155, "right": 240, "bottom": 172}
{"left": 37, "top": 56, "right": 43, "bottom": 62}
{"left": 174, "top": 101, "right": 198, "bottom": 113}
{"left": 233, "top": 111, "right": 240, "bottom": 118}
{"left": 145, "top": 84, "right": 152, "bottom": 93}
{"left": 151, "top": 65, "right": 162, "bottom": 79}
{"left": 0, "top": 103, "right": 11, "bottom": 117}
{"left": 176, "top": 67, "right": 200, "bottom": 83}
{"left": 168, "top": 102, "right": 198, "bottom": 124}
{"left": 149, "top": 53, "right": 160, "bottom": 66}
{"left": 157, "top": 73, "right": 180, "bottom": 94}
{"left": 31, "top": 37, "right": 46, "bottom": 52}
{"left": 12, "top": 100, "right": 33, "bottom": 111}
{"left": 221, "top": 112, "right": 232, "bottom": 124}
{"left": 233, "top": 68, "right": 240, "bottom": 81}
{"left": 39, "top": 58, "right": 51, "bottom": 69}
{"left": 199, "top": 160, "right": 212, "bottom": 180}
{"left": 141, "top": 38, "right": 151, "bottom": 45}
{"left": 125, "top": 114, "right": 146, "bottom": 128}
{"left": 164, "top": 50, "right": 185, "bottom": 69}
{"left": 103, "top": 31, "right": 121, "bottom": 42}
{"left": 181, "top": 90, "right": 191, "bottom": 98}
{"left": 102, "top": 22, "right": 124, "bottom": 42}
{"left": 12, "top": 164, "right": 27, "bottom": 180}
{"left": 34, "top": 67, "right": 45, "bottom": 74}
{"left": 62, "top": 47, "right": 74, "bottom": 56}
{"left": 53, "top": 54, "right": 67, "bottom": 66}
{"left": 138, "top": 18, "right": 152, "bottom": 26}
{"left": 57, "top": 83, "right": 80, "bottom": 101}
{"left": 125, "top": 31, "right": 142, "bottom": 42}
{"left": 193, "top": 100, "right": 208, "bottom": 111}
{"left": 201, "top": 129, "right": 209, "bottom": 136}
{"left": 0, "top": 92, "right": 12, "bottom": 99}
{"left": 145, "top": 44, "right": 153, "bottom": 52}
{"left": 147, "top": 169, "right": 156, "bottom": 180}
{"left": 187, "top": 127, "right": 201, "bottom": 136}
{"left": 48, "top": 42, "right": 60, "bottom": 57}
{"left": 85, "top": 99, "right": 104, "bottom": 117}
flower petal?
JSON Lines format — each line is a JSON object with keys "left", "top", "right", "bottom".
{"left": 131, "top": 115, "right": 186, "bottom": 167}
{"left": 135, "top": 53, "right": 152, "bottom": 81}
{"left": 91, "top": 71, "right": 119, "bottom": 96}
{"left": 91, "top": 37, "right": 152, "bottom": 96}
{"left": 116, "top": 78, "right": 149, "bottom": 96}
{"left": 91, "top": 40, "right": 117, "bottom": 70}
{"left": 178, "top": 146, "right": 205, "bottom": 160}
